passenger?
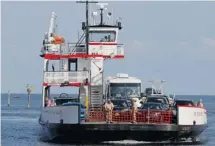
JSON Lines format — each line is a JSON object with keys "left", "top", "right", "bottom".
{"left": 197, "top": 99, "right": 204, "bottom": 107}
{"left": 51, "top": 99, "right": 56, "bottom": 106}
{"left": 104, "top": 99, "right": 114, "bottom": 123}
{"left": 52, "top": 64, "right": 55, "bottom": 72}
{"left": 45, "top": 97, "right": 49, "bottom": 107}
{"left": 131, "top": 98, "right": 138, "bottom": 123}
{"left": 45, "top": 98, "right": 51, "bottom": 107}
{"left": 83, "top": 67, "right": 87, "bottom": 71}
{"left": 107, "top": 35, "right": 111, "bottom": 42}
{"left": 101, "top": 36, "right": 108, "bottom": 42}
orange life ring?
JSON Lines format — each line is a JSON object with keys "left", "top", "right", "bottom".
{"left": 51, "top": 35, "right": 65, "bottom": 44}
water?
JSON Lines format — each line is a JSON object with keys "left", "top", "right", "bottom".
{"left": 1, "top": 94, "right": 215, "bottom": 146}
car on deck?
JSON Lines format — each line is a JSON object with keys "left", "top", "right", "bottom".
{"left": 110, "top": 99, "right": 131, "bottom": 111}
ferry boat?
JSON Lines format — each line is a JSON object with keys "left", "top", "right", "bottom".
{"left": 38, "top": 2, "right": 208, "bottom": 143}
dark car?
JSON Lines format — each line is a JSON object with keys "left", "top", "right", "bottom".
{"left": 139, "top": 102, "right": 168, "bottom": 111}
{"left": 174, "top": 99, "right": 194, "bottom": 107}
{"left": 145, "top": 96, "right": 169, "bottom": 105}
{"left": 111, "top": 99, "right": 130, "bottom": 111}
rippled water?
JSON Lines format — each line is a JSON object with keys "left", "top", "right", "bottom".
{"left": 1, "top": 94, "right": 215, "bottom": 146}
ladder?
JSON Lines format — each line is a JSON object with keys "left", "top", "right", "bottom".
{"left": 90, "top": 85, "right": 103, "bottom": 107}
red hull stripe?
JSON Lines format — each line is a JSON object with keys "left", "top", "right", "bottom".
{"left": 44, "top": 54, "right": 124, "bottom": 59}
{"left": 89, "top": 42, "right": 117, "bottom": 45}
{"left": 43, "top": 82, "right": 90, "bottom": 87}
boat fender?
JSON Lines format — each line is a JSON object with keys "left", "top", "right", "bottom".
{"left": 60, "top": 119, "right": 64, "bottom": 124}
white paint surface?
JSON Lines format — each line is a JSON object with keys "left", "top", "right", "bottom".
{"left": 41, "top": 105, "right": 79, "bottom": 124}
{"left": 178, "top": 106, "right": 207, "bottom": 125}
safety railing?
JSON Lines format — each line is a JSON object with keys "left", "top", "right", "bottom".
{"left": 44, "top": 71, "right": 89, "bottom": 84}
{"left": 68, "top": 43, "right": 124, "bottom": 57}
{"left": 86, "top": 108, "right": 173, "bottom": 124}
{"left": 68, "top": 43, "right": 86, "bottom": 54}
{"left": 41, "top": 44, "right": 68, "bottom": 55}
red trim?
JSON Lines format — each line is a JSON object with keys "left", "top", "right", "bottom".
{"left": 178, "top": 105, "right": 206, "bottom": 110}
{"left": 89, "top": 42, "right": 117, "bottom": 45}
{"left": 43, "top": 82, "right": 90, "bottom": 87}
{"left": 44, "top": 54, "right": 124, "bottom": 59}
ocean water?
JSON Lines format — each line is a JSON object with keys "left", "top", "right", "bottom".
{"left": 1, "top": 94, "right": 215, "bottom": 146}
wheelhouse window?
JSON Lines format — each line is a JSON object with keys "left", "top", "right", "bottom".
{"left": 89, "top": 31, "right": 116, "bottom": 42}
{"left": 109, "top": 83, "right": 141, "bottom": 98}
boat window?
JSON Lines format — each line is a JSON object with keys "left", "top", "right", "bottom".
{"left": 89, "top": 31, "right": 116, "bottom": 42}
{"left": 110, "top": 83, "right": 141, "bottom": 98}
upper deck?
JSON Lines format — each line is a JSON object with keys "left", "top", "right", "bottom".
{"left": 40, "top": 4, "right": 124, "bottom": 60}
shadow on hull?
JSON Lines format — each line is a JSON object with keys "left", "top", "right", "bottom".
{"left": 39, "top": 123, "right": 207, "bottom": 144}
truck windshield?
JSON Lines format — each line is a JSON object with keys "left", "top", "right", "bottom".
{"left": 110, "top": 83, "right": 141, "bottom": 98}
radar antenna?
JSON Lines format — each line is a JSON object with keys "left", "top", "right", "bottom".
{"left": 96, "top": 3, "right": 108, "bottom": 25}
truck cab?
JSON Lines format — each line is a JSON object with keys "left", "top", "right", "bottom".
{"left": 104, "top": 73, "right": 142, "bottom": 100}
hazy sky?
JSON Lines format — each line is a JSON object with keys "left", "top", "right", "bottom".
{"left": 2, "top": 1, "right": 215, "bottom": 95}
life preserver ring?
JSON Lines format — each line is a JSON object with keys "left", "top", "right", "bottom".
{"left": 51, "top": 35, "right": 65, "bottom": 44}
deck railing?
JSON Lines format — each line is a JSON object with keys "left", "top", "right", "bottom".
{"left": 68, "top": 43, "right": 124, "bottom": 56}
{"left": 44, "top": 71, "right": 89, "bottom": 84}
{"left": 86, "top": 108, "right": 173, "bottom": 124}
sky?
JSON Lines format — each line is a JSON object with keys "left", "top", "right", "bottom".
{"left": 1, "top": 1, "right": 215, "bottom": 95}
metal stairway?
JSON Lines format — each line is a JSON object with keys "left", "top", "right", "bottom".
{"left": 90, "top": 85, "right": 103, "bottom": 107}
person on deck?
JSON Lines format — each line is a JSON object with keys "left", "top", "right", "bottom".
{"left": 131, "top": 98, "right": 138, "bottom": 123}
{"left": 104, "top": 99, "right": 114, "bottom": 123}
{"left": 197, "top": 99, "right": 204, "bottom": 107}
{"left": 52, "top": 64, "right": 55, "bottom": 72}
{"left": 45, "top": 97, "right": 51, "bottom": 107}
{"left": 51, "top": 99, "right": 56, "bottom": 106}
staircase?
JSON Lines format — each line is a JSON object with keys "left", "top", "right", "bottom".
{"left": 90, "top": 85, "right": 103, "bottom": 107}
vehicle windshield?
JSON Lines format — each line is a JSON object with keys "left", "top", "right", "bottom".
{"left": 89, "top": 31, "right": 116, "bottom": 42}
{"left": 141, "top": 103, "right": 161, "bottom": 110}
{"left": 146, "top": 97, "right": 167, "bottom": 104}
{"left": 110, "top": 83, "right": 141, "bottom": 98}
{"left": 111, "top": 100, "right": 128, "bottom": 108}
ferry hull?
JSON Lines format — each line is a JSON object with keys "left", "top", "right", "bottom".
{"left": 40, "top": 122, "right": 207, "bottom": 142}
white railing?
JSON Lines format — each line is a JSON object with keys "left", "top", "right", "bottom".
{"left": 41, "top": 44, "right": 68, "bottom": 55}
{"left": 116, "top": 44, "right": 124, "bottom": 56}
{"left": 68, "top": 43, "right": 124, "bottom": 57}
{"left": 44, "top": 71, "right": 89, "bottom": 84}
{"left": 68, "top": 43, "right": 86, "bottom": 54}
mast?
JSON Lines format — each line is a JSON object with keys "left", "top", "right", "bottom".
{"left": 7, "top": 90, "right": 11, "bottom": 107}
{"left": 76, "top": 0, "right": 98, "bottom": 54}
{"left": 100, "top": 7, "right": 103, "bottom": 25}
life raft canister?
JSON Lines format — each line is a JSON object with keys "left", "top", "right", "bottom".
{"left": 51, "top": 35, "right": 65, "bottom": 44}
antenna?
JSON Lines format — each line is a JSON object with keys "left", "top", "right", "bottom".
{"left": 48, "top": 12, "right": 57, "bottom": 36}
{"left": 96, "top": 3, "right": 108, "bottom": 9}
{"left": 96, "top": 3, "right": 108, "bottom": 25}
{"left": 77, "top": 0, "right": 98, "bottom": 54}
{"left": 91, "top": 11, "right": 98, "bottom": 25}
